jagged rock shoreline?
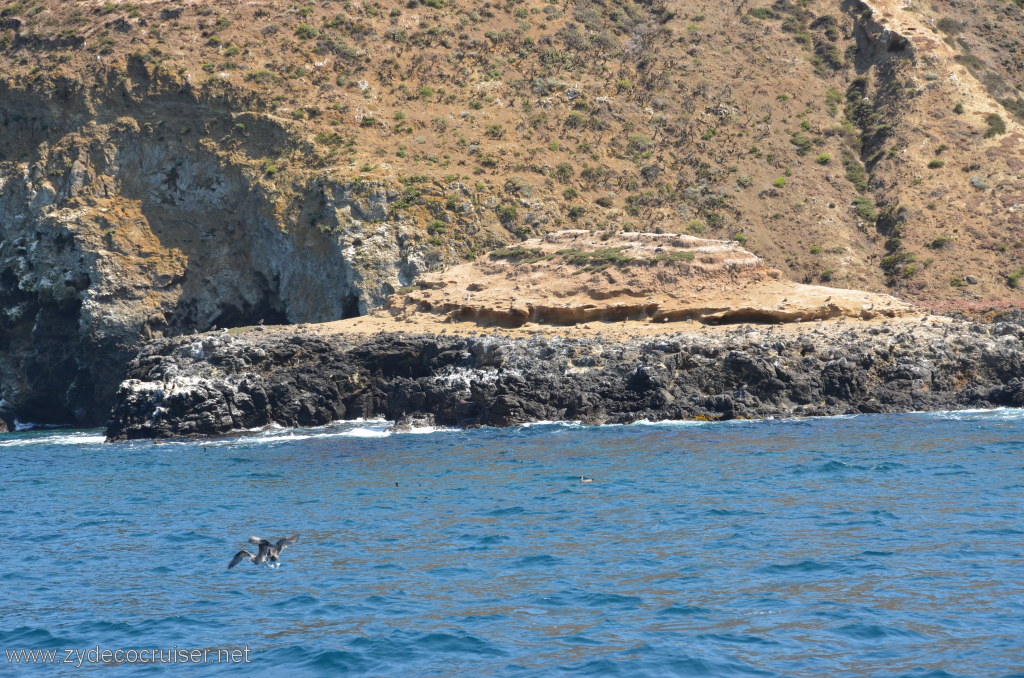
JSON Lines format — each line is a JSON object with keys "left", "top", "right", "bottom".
{"left": 105, "top": 320, "right": 1024, "bottom": 440}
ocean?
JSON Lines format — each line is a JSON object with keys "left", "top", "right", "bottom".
{"left": 1, "top": 412, "right": 1022, "bottom": 677}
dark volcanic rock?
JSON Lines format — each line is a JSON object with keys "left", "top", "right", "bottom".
{"left": 105, "top": 321, "right": 1024, "bottom": 440}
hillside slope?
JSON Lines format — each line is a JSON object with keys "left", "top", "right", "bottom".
{"left": 2, "top": 0, "right": 1024, "bottom": 424}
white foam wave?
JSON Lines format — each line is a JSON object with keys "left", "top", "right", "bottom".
{"left": 397, "top": 425, "right": 459, "bottom": 435}
{"left": 237, "top": 419, "right": 393, "bottom": 444}
{"left": 12, "top": 419, "right": 72, "bottom": 432}
{"left": 518, "top": 420, "right": 583, "bottom": 428}
{"left": 629, "top": 419, "right": 714, "bottom": 428}
{"left": 238, "top": 418, "right": 467, "bottom": 443}
{"left": 339, "top": 427, "right": 391, "bottom": 438}
{"left": 0, "top": 431, "right": 106, "bottom": 447}
{"left": 920, "top": 407, "right": 1024, "bottom": 421}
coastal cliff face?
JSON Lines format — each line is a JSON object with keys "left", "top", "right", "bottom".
{"left": 106, "top": 321, "right": 1024, "bottom": 440}
{"left": 5, "top": 0, "right": 1024, "bottom": 427}
{"left": 0, "top": 76, "right": 489, "bottom": 425}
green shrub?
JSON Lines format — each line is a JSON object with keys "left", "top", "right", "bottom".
{"left": 564, "top": 112, "right": 586, "bottom": 129}
{"left": 843, "top": 155, "right": 868, "bottom": 192}
{"left": 852, "top": 196, "right": 878, "bottom": 222}
{"left": 984, "top": 113, "right": 1007, "bottom": 138}
{"left": 654, "top": 250, "right": 696, "bottom": 263}
{"left": 927, "top": 159, "right": 944, "bottom": 169}
{"left": 490, "top": 246, "right": 544, "bottom": 261}
{"left": 815, "top": 153, "right": 831, "bottom": 165}
{"left": 790, "top": 133, "right": 814, "bottom": 155}
{"left": 245, "top": 69, "right": 276, "bottom": 84}
{"left": 1008, "top": 267, "right": 1024, "bottom": 288}
{"left": 557, "top": 247, "right": 632, "bottom": 267}
{"left": 553, "top": 162, "right": 574, "bottom": 182}
{"left": 626, "top": 135, "right": 653, "bottom": 156}
{"left": 881, "top": 250, "right": 916, "bottom": 274}
{"left": 496, "top": 204, "right": 518, "bottom": 224}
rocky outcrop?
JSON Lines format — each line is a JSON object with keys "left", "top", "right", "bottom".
{"left": 392, "top": 230, "right": 913, "bottom": 327}
{"left": 106, "top": 320, "right": 1024, "bottom": 440}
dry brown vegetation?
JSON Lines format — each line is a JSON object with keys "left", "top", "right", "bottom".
{"left": 3, "top": 0, "right": 1024, "bottom": 309}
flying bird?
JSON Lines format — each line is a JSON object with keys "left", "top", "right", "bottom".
{"left": 228, "top": 535, "right": 299, "bottom": 569}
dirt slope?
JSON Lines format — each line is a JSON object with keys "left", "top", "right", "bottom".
{"left": 2, "top": 0, "right": 1024, "bottom": 303}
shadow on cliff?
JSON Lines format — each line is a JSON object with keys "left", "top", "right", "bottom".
{"left": 0, "top": 78, "right": 366, "bottom": 426}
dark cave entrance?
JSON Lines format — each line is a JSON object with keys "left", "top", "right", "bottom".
{"left": 209, "top": 297, "right": 290, "bottom": 330}
{"left": 340, "top": 292, "right": 361, "bottom": 320}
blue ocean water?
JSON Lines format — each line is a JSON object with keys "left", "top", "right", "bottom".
{"left": 1, "top": 412, "right": 1023, "bottom": 677}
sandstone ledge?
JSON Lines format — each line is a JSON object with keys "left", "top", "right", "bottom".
{"left": 106, "top": 319, "right": 1024, "bottom": 440}
{"left": 389, "top": 231, "right": 913, "bottom": 328}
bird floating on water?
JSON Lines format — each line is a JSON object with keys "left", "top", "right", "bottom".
{"left": 228, "top": 535, "right": 299, "bottom": 569}
{"left": 579, "top": 475, "right": 593, "bottom": 483}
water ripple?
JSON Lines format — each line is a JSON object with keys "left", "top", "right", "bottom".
{"left": 0, "top": 413, "right": 1022, "bottom": 676}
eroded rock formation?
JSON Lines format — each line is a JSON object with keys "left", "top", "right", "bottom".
{"left": 391, "top": 230, "right": 913, "bottom": 327}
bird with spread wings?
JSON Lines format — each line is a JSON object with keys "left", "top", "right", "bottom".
{"left": 228, "top": 535, "right": 300, "bottom": 569}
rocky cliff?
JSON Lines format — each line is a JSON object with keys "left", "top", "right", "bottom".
{"left": 5, "top": 0, "right": 1024, "bottom": 428}
{"left": 0, "top": 73, "right": 502, "bottom": 425}
{"left": 106, "top": 319, "right": 1024, "bottom": 440}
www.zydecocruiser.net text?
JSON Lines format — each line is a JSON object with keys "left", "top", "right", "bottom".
{"left": 4, "top": 646, "right": 251, "bottom": 668}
